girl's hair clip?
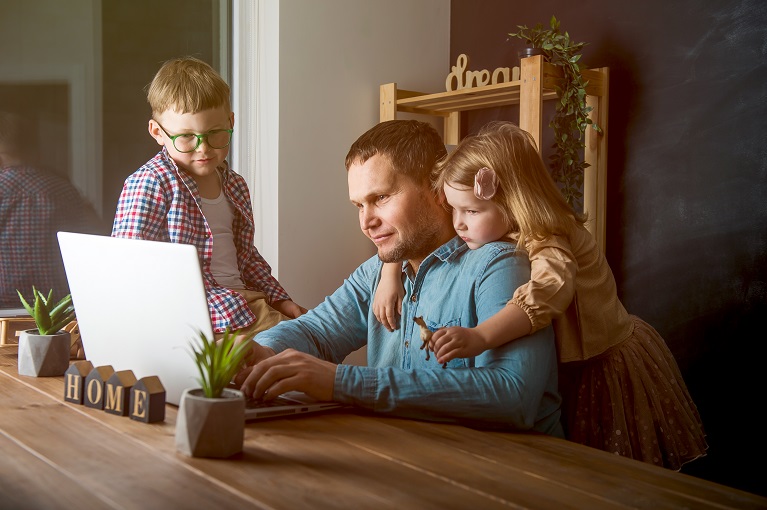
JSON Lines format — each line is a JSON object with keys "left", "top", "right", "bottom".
{"left": 474, "top": 167, "right": 499, "bottom": 200}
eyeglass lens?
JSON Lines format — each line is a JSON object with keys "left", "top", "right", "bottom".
{"left": 173, "top": 130, "right": 232, "bottom": 152}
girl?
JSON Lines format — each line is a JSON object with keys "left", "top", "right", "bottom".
{"left": 373, "top": 121, "right": 707, "bottom": 470}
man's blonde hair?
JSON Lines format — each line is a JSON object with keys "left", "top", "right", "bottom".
{"left": 146, "top": 56, "right": 231, "bottom": 117}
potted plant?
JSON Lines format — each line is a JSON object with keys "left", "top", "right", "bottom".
{"left": 510, "top": 15, "right": 602, "bottom": 209}
{"left": 16, "top": 287, "right": 76, "bottom": 377}
{"left": 175, "top": 329, "right": 252, "bottom": 458}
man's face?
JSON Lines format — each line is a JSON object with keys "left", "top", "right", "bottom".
{"left": 348, "top": 154, "right": 444, "bottom": 266}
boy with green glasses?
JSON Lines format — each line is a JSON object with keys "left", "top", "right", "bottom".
{"left": 112, "top": 56, "right": 306, "bottom": 338}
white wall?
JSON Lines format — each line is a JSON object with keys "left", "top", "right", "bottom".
{"left": 275, "top": 0, "right": 451, "bottom": 306}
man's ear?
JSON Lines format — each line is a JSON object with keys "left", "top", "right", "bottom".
{"left": 434, "top": 187, "right": 449, "bottom": 208}
{"left": 147, "top": 119, "right": 165, "bottom": 147}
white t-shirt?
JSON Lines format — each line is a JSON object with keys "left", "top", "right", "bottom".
{"left": 200, "top": 189, "right": 245, "bottom": 289}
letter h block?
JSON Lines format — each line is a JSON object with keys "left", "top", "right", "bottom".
{"left": 104, "top": 370, "right": 137, "bottom": 416}
{"left": 84, "top": 365, "right": 115, "bottom": 410}
{"left": 64, "top": 360, "right": 94, "bottom": 404}
{"left": 130, "top": 376, "right": 166, "bottom": 423}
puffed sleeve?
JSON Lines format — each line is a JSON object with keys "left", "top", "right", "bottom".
{"left": 509, "top": 236, "right": 577, "bottom": 333}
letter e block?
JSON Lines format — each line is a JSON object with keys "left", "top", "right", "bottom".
{"left": 104, "top": 370, "right": 137, "bottom": 416}
{"left": 84, "top": 365, "right": 115, "bottom": 410}
{"left": 64, "top": 360, "right": 94, "bottom": 404}
{"left": 130, "top": 376, "right": 166, "bottom": 423}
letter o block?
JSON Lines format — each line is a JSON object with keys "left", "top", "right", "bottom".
{"left": 84, "top": 365, "right": 115, "bottom": 410}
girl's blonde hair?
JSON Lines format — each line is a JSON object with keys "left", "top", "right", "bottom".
{"left": 146, "top": 56, "right": 231, "bottom": 116}
{"left": 434, "top": 121, "right": 585, "bottom": 248}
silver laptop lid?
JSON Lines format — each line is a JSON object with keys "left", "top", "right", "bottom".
{"left": 57, "top": 232, "right": 213, "bottom": 405}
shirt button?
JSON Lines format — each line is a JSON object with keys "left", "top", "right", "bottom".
{"left": 410, "top": 294, "right": 417, "bottom": 302}
{"left": 405, "top": 341, "right": 409, "bottom": 348}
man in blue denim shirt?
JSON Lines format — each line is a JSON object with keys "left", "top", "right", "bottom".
{"left": 236, "top": 120, "right": 562, "bottom": 435}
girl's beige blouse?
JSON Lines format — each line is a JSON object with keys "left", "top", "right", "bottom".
{"left": 509, "top": 225, "right": 633, "bottom": 363}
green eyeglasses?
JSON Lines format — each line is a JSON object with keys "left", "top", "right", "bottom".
{"left": 155, "top": 121, "right": 233, "bottom": 153}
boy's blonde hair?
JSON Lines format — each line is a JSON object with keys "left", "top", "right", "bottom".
{"left": 434, "top": 121, "right": 585, "bottom": 248}
{"left": 146, "top": 56, "right": 231, "bottom": 117}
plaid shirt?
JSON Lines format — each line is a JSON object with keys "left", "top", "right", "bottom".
{"left": 111, "top": 148, "right": 290, "bottom": 332}
{"left": 1, "top": 165, "right": 99, "bottom": 307}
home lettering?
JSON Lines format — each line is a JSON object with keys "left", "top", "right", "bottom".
{"left": 65, "top": 365, "right": 165, "bottom": 423}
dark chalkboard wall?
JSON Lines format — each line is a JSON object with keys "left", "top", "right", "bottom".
{"left": 451, "top": 0, "right": 767, "bottom": 496}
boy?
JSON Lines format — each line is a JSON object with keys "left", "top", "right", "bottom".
{"left": 112, "top": 56, "right": 305, "bottom": 338}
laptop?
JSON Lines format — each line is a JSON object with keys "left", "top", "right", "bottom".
{"left": 57, "top": 231, "right": 345, "bottom": 420}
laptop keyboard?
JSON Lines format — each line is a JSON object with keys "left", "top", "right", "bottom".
{"left": 245, "top": 396, "right": 300, "bottom": 409}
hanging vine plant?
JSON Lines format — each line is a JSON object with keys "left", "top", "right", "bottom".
{"left": 509, "top": 16, "right": 601, "bottom": 209}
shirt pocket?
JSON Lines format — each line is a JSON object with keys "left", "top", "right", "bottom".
{"left": 422, "top": 317, "right": 467, "bottom": 369}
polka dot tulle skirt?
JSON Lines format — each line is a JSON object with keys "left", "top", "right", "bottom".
{"left": 559, "top": 316, "right": 708, "bottom": 470}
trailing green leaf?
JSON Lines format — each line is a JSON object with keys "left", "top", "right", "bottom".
{"left": 16, "top": 287, "right": 76, "bottom": 335}
{"left": 510, "top": 15, "right": 602, "bottom": 209}
{"left": 188, "top": 329, "right": 252, "bottom": 398}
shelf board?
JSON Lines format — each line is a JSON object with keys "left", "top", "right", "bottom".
{"left": 395, "top": 81, "right": 559, "bottom": 117}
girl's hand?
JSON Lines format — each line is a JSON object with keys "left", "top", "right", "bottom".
{"left": 429, "top": 326, "right": 489, "bottom": 364}
{"left": 373, "top": 268, "right": 404, "bottom": 332}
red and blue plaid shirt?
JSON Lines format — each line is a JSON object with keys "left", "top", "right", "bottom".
{"left": 111, "top": 148, "right": 290, "bottom": 332}
{"left": 1, "top": 165, "right": 101, "bottom": 307}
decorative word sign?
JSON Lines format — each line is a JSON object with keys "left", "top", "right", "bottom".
{"left": 445, "top": 54, "right": 520, "bottom": 92}
{"left": 65, "top": 365, "right": 166, "bottom": 423}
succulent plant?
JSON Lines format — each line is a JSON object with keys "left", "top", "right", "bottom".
{"left": 17, "top": 287, "right": 76, "bottom": 335}
{"left": 189, "top": 329, "right": 252, "bottom": 398}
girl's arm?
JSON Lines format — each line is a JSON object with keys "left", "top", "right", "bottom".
{"left": 372, "top": 262, "right": 404, "bottom": 331}
{"left": 431, "top": 236, "right": 578, "bottom": 363}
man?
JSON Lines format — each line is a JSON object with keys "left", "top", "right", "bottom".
{"left": 235, "top": 120, "right": 562, "bottom": 434}
{"left": 0, "top": 111, "right": 103, "bottom": 308}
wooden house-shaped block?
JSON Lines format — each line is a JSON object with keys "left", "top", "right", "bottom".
{"left": 130, "top": 376, "right": 166, "bottom": 423}
{"left": 104, "top": 370, "right": 137, "bottom": 416}
{"left": 84, "top": 365, "right": 115, "bottom": 410}
{"left": 64, "top": 360, "right": 94, "bottom": 404}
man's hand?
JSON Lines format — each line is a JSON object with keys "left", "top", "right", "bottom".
{"left": 272, "top": 299, "right": 308, "bottom": 319}
{"left": 235, "top": 348, "right": 337, "bottom": 402}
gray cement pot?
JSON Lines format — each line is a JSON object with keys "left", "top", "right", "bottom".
{"left": 18, "top": 329, "right": 71, "bottom": 377}
{"left": 175, "top": 387, "right": 245, "bottom": 458}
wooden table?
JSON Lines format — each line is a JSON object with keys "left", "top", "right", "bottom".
{"left": 1, "top": 346, "right": 764, "bottom": 509}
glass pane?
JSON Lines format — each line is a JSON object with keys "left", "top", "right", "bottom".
{"left": 0, "top": 0, "right": 229, "bottom": 309}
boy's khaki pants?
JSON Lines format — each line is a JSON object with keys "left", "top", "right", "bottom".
{"left": 213, "top": 289, "right": 289, "bottom": 341}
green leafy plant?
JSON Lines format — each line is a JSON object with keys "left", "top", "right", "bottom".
{"left": 188, "top": 329, "right": 252, "bottom": 399}
{"left": 17, "top": 287, "right": 76, "bottom": 335}
{"left": 510, "top": 15, "right": 602, "bottom": 208}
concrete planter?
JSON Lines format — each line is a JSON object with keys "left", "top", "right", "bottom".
{"left": 175, "top": 387, "right": 245, "bottom": 458}
{"left": 18, "top": 329, "right": 71, "bottom": 377}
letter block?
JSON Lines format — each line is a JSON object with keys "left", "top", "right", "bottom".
{"left": 84, "top": 365, "right": 115, "bottom": 410}
{"left": 130, "top": 376, "right": 166, "bottom": 423}
{"left": 64, "top": 360, "right": 94, "bottom": 404}
{"left": 104, "top": 370, "right": 138, "bottom": 416}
